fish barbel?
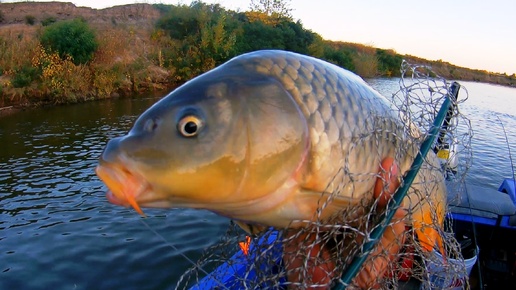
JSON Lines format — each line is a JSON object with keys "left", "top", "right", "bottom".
{"left": 96, "top": 50, "right": 445, "bottom": 251}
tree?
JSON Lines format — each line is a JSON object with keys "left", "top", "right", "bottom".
{"left": 249, "top": 0, "right": 292, "bottom": 19}
{"left": 247, "top": 0, "right": 292, "bottom": 24}
{"left": 376, "top": 49, "right": 403, "bottom": 77}
{"left": 234, "top": 20, "right": 285, "bottom": 52}
{"left": 155, "top": 2, "right": 238, "bottom": 81}
{"left": 322, "top": 45, "right": 355, "bottom": 72}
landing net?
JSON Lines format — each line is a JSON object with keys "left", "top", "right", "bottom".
{"left": 175, "top": 61, "right": 473, "bottom": 290}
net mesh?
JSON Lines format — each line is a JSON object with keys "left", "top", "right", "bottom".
{"left": 174, "top": 61, "right": 473, "bottom": 290}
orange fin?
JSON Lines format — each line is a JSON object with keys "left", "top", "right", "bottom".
{"left": 126, "top": 194, "right": 146, "bottom": 217}
{"left": 238, "top": 236, "right": 251, "bottom": 256}
{"left": 413, "top": 203, "right": 445, "bottom": 255}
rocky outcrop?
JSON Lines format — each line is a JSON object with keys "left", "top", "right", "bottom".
{"left": 0, "top": 2, "right": 161, "bottom": 25}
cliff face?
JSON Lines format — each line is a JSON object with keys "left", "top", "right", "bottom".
{"left": 0, "top": 2, "right": 161, "bottom": 25}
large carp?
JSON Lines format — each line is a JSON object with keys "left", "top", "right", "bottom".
{"left": 96, "top": 50, "right": 445, "bottom": 251}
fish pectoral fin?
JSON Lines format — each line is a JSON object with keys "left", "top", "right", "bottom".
{"left": 294, "top": 188, "right": 367, "bottom": 224}
{"left": 234, "top": 220, "right": 267, "bottom": 235}
{"left": 239, "top": 236, "right": 252, "bottom": 255}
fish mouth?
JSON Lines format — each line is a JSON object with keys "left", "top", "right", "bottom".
{"left": 95, "top": 164, "right": 150, "bottom": 216}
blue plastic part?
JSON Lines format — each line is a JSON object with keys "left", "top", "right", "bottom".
{"left": 191, "top": 231, "right": 285, "bottom": 290}
{"left": 450, "top": 179, "right": 516, "bottom": 229}
{"left": 498, "top": 178, "right": 516, "bottom": 204}
{"left": 451, "top": 212, "right": 515, "bottom": 229}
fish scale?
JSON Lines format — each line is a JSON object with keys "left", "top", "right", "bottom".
{"left": 238, "top": 51, "right": 403, "bottom": 195}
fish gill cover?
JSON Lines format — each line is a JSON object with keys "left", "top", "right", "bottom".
{"left": 175, "top": 61, "right": 473, "bottom": 290}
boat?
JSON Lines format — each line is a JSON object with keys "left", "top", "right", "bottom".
{"left": 448, "top": 178, "right": 516, "bottom": 289}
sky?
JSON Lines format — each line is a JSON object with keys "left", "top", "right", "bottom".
{"left": 5, "top": 0, "right": 515, "bottom": 74}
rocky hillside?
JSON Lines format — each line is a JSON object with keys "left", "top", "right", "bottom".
{"left": 0, "top": 2, "right": 161, "bottom": 25}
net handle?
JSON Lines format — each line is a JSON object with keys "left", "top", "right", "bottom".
{"left": 334, "top": 82, "right": 460, "bottom": 289}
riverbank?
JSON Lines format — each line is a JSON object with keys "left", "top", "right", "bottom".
{"left": 0, "top": 2, "right": 514, "bottom": 110}
{"left": 0, "top": 3, "right": 172, "bottom": 108}
{"left": 0, "top": 105, "right": 18, "bottom": 117}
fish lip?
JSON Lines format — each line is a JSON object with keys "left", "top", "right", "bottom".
{"left": 106, "top": 189, "right": 127, "bottom": 206}
{"left": 96, "top": 163, "right": 150, "bottom": 215}
{"left": 137, "top": 200, "right": 176, "bottom": 209}
{"left": 106, "top": 188, "right": 173, "bottom": 209}
{"left": 97, "top": 163, "right": 211, "bottom": 212}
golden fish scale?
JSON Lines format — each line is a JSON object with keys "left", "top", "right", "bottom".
{"left": 239, "top": 51, "right": 409, "bottom": 199}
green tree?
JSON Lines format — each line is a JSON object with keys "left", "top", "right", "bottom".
{"left": 40, "top": 19, "right": 98, "bottom": 65}
{"left": 156, "top": 2, "right": 238, "bottom": 81}
{"left": 233, "top": 14, "right": 317, "bottom": 56}
{"left": 277, "top": 20, "right": 315, "bottom": 54}
{"left": 234, "top": 19, "right": 285, "bottom": 52}
{"left": 249, "top": 0, "right": 292, "bottom": 20}
{"left": 376, "top": 49, "right": 402, "bottom": 77}
{"left": 322, "top": 45, "right": 355, "bottom": 71}
{"left": 307, "top": 33, "right": 326, "bottom": 58}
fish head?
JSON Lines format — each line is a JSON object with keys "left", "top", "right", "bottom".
{"left": 96, "top": 67, "right": 309, "bottom": 217}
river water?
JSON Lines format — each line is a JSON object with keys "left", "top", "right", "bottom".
{"left": 1, "top": 79, "right": 515, "bottom": 289}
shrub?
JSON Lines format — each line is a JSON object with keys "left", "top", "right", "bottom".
{"left": 30, "top": 44, "right": 93, "bottom": 102}
{"left": 40, "top": 19, "right": 98, "bottom": 65}
{"left": 41, "top": 17, "right": 57, "bottom": 26}
{"left": 12, "top": 65, "right": 39, "bottom": 88}
{"left": 0, "top": 10, "right": 5, "bottom": 23}
{"left": 352, "top": 53, "right": 378, "bottom": 78}
{"left": 25, "top": 15, "right": 36, "bottom": 25}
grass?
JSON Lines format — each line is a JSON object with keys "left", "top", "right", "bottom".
{"left": 0, "top": 22, "right": 171, "bottom": 107}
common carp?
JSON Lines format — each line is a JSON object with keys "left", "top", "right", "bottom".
{"left": 96, "top": 50, "right": 445, "bottom": 252}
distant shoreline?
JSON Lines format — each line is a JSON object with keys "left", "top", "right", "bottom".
{"left": 0, "top": 2, "right": 513, "bottom": 110}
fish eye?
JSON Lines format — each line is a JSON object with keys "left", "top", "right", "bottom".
{"left": 177, "top": 115, "right": 203, "bottom": 137}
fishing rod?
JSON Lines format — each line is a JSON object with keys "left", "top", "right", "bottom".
{"left": 334, "top": 81, "right": 460, "bottom": 289}
{"left": 497, "top": 116, "right": 516, "bottom": 185}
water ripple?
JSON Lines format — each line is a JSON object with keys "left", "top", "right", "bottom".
{"left": 0, "top": 84, "right": 515, "bottom": 289}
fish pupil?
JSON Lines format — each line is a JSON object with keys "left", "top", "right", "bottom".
{"left": 184, "top": 121, "right": 198, "bottom": 135}
{"left": 178, "top": 115, "right": 202, "bottom": 137}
